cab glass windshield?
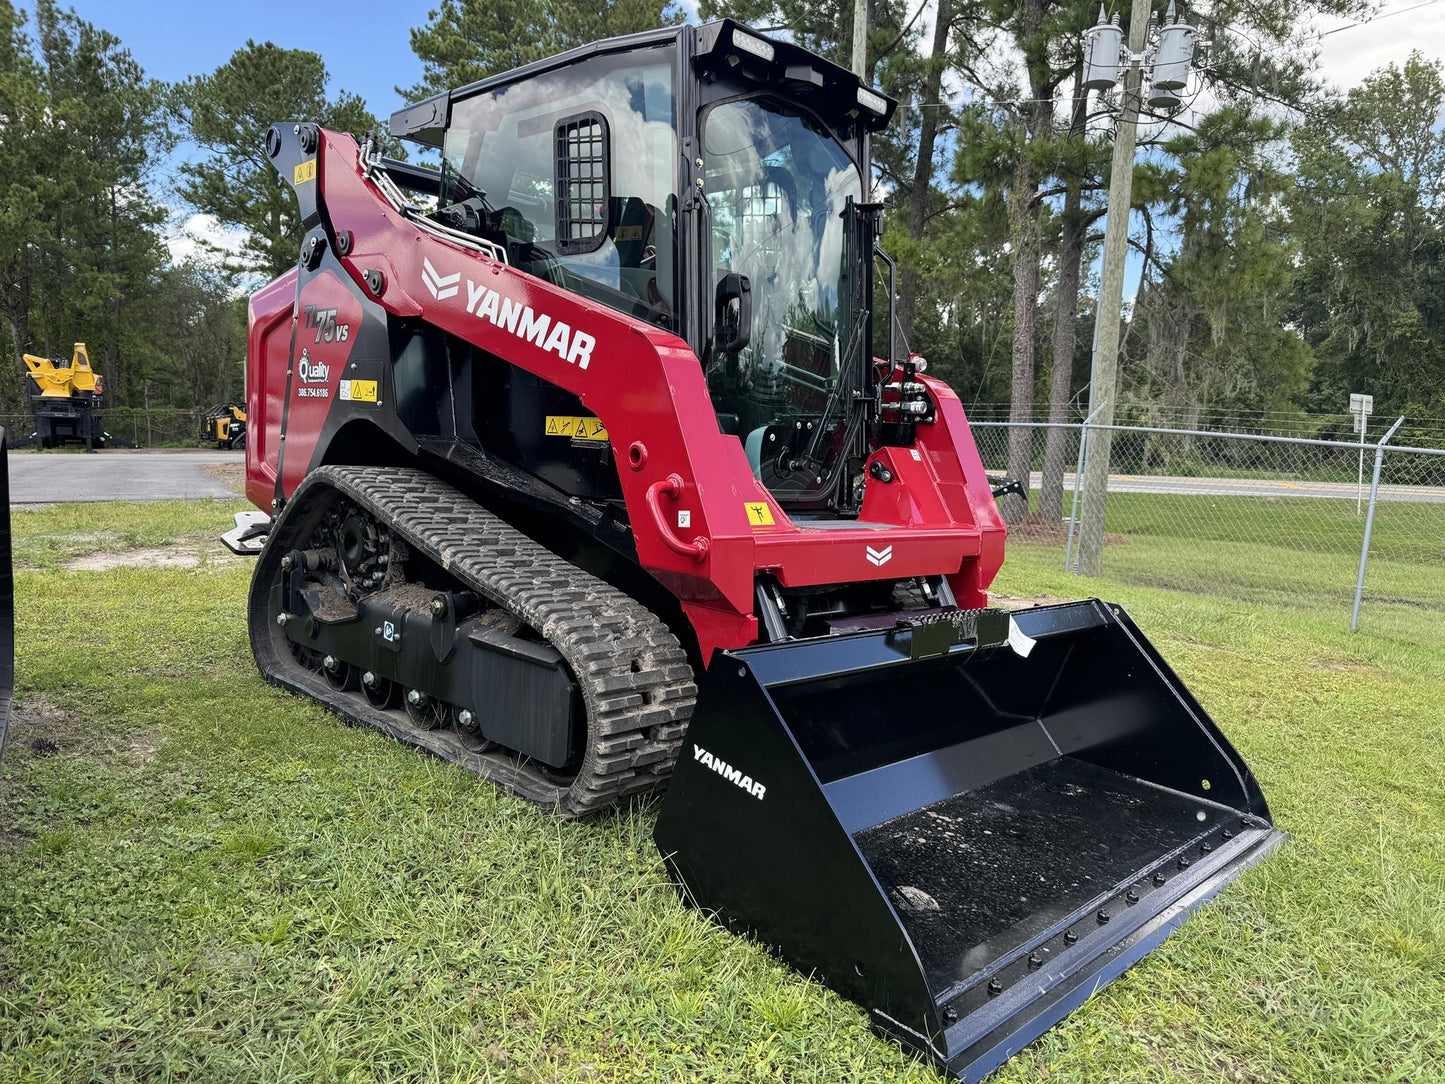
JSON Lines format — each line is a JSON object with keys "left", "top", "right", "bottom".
{"left": 702, "top": 97, "right": 863, "bottom": 507}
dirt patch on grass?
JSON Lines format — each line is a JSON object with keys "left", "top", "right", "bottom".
{"left": 3, "top": 695, "right": 158, "bottom": 767}
{"left": 2, "top": 698, "right": 84, "bottom": 850}
{"left": 66, "top": 542, "right": 241, "bottom": 571}
{"left": 201, "top": 463, "right": 246, "bottom": 496}
{"left": 1, "top": 696, "right": 162, "bottom": 851}
{"left": 1314, "top": 655, "right": 1385, "bottom": 675}
{"left": 2, "top": 695, "right": 81, "bottom": 757}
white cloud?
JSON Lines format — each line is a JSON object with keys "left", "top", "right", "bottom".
{"left": 1314, "top": 3, "right": 1445, "bottom": 91}
{"left": 166, "top": 212, "right": 248, "bottom": 266}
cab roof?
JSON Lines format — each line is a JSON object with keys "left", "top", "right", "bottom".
{"left": 390, "top": 20, "right": 897, "bottom": 149}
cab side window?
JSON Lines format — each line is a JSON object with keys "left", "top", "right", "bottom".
{"left": 443, "top": 51, "right": 677, "bottom": 331}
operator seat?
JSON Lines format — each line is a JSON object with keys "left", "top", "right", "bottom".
{"left": 493, "top": 207, "right": 567, "bottom": 288}
{"left": 610, "top": 197, "right": 672, "bottom": 327}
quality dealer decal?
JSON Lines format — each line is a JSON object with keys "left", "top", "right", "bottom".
{"left": 294, "top": 349, "right": 330, "bottom": 398}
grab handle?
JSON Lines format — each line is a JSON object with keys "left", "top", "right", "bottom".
{"left": 646, "top": 473, "right": 710, "bottom": 562}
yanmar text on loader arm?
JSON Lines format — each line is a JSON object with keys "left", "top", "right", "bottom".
{"left": 231, "top": 22, "right": 1284, "bottom": 1080}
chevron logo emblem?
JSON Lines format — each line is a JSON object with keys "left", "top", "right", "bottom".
{"left": 421, "top": 257, "right": 461, "bottom": 300}
{"left": 865, "top": 545, "right": 893, "bottom": 567}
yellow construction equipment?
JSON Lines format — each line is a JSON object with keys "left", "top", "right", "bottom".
{"left": 201, "top": 403, "right": 247, "bottom": 449}
{"left": 22, "top": 343, "right": 109, "bottom": 450}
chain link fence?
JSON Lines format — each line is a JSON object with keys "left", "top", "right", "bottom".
{"left": 0, "top": 408, "right": 209, "bottom": 448}
{"left": 974, "top": 419, "right": 1445, "bottom": 630}
{"left": 965, "top": 402, "right": 1445, "bottom": 449}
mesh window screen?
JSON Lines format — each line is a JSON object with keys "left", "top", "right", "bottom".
{"left": 554, "top": 112, "right": 609, "bottom": 254}
{"left": 742, "top": 180, "right": 784, "bottom": 219}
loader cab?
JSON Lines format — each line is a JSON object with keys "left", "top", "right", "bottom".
{"left": 392, "top": 21, "right": 896, "bottom": 514}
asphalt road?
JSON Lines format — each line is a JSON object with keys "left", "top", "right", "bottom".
{"left": 1029, "top": 471, "right": 1445, "bottom": 504}
{"left": 6, "top": 448, "right": 1442, "bottom": 506}
{"left": 6, "top": 448, "right": 242, "bottom": 504}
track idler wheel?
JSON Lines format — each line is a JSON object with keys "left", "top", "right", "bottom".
{"left": 361, "top": 669, "right": 399, "bottom": 710}
{"left": 404, "top": 688, "right": 449, "bottom": 731}
{"left": 322, "top": 654, "right": 358, "bottom": 692}
{"left": 449, "top": 707, "right": 496, "bottom": 754}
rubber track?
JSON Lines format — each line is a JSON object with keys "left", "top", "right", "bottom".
{"left": 250, "top": 465, "right": 697, "bottom": 817}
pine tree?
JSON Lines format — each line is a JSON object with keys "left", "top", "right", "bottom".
{"left": 174, "top": 42, "right": 377, "bottom": 279}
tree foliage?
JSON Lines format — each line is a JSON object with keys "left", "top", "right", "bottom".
{"left": 173, "top": 42, "right": 377, "bottom": 279}
{"left": 1288, "top": 52, "right": 1445, "bottom": 419}
{"left": 1125, "top": 107, "right": 1310, "bottom": 423}
{"left": 404, "top": 0, "right": 686, "bottom": 99}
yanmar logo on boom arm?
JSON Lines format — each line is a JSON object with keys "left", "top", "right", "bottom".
{"left": 421, "top": 258, "right": 596, "bottom": 371}
{"left": 421, "top": 257, "right": 460, "bottom": 300}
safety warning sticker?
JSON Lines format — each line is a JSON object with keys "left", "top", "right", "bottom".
{"left": 544, "top": 415, "right": 608, "bottom": 442}
{"left": 339, "top": 379, "right": 378, "bottom": 403}
{"left": 744, "top": 501, "right": 775, "bottom": 527}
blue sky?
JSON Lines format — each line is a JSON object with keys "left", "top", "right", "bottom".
{"left": 70, "top": 1, "right": 441, "bottom": 257}
{"left": 72, "top": 1, "right": 429, "bottom": 124}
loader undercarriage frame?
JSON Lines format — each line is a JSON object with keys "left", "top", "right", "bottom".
{"left": 251, "top": 465, "right": 696, "bottom": 816}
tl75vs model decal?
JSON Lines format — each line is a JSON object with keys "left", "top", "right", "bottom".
{"left": 304, "top": 304, "right": 350, "bottom": 344}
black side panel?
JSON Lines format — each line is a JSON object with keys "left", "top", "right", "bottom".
{"left": 0, "top": 428, "right": 13, "bottom": 759}
{"left": 467, "top": 346, "right": 623, "bottom": 502}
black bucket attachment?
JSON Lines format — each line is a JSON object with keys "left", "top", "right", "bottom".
{"left": 654, "top": 600, "right": 1284, "bottom": 1081}
{"left": 0, "top": 427, "right": 13, "bottom": 760}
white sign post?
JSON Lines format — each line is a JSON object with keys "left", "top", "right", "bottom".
{"left": 1350, "top": 393, "right": 1374, "bottom": 514}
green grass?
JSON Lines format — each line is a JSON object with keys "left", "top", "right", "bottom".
{"left": 2, "top": 499, "right": 1444, "bottom": 1082}
{"left": 9, "top": 500, "right": 249, "bottom": 572}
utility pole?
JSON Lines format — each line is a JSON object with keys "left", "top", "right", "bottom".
{"left": 852, "top": 0, "right": 868, "bottom": 77}
{"left": 1073, "top": 0, "right": 1193, "bottom": 574}
{"left": 1077, "top": 0, "right": 1153, "bottom": 575}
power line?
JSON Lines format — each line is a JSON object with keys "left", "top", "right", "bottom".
{"left": 1318, "top": 0, "right": 1441, "bottom": 37}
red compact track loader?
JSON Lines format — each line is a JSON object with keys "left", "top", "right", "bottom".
{"left": 241, "top": 22, "right": 1283, "bottom": 1079}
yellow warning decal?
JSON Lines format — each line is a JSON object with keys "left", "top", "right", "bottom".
{"left": 341, "top": 379, "right": 378, "bottom": 403}
{"left": 614, "top": 225, "right": 644, "bottom": 242}
{"left": 294, "top": 160, "right": 317, "bottom": 185}
{"left": 545, "top": 415, "right": 608, "bottom": 442}
{"left": 744, "top": 501, "right": 775, "bottom": 527}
